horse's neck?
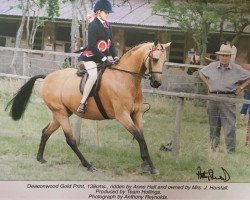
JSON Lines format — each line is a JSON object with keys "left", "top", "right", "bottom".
{"left": 118, "top": 43, "right": 151, "bottom": 74}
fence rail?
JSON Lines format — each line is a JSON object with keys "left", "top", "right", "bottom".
{"left": 143, "top": 89, "right": 250, "bottom": 104}
{"left": 0, "top": 47, "right": 79, "bottom": 57}
{"left": 165, "top": 62, "right": 205, "bottom": 69}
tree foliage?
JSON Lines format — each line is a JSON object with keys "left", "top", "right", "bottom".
{"left": 39, "top": 0, "right": 60, "bottom": 19}
{"left": 153, "top": 0, "right": 250, "bottom": 63}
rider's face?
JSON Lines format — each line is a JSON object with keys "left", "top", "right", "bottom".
{"left": 98, "top": 10, "right": 109, "bottom": 21}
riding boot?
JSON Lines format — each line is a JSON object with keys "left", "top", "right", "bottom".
{"left": 77, "top": 102, "right": 87, "bottom": 113}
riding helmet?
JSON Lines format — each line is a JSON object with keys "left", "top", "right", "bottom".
{"left": 94, "top": 0, "right": 114, "bottom": 13}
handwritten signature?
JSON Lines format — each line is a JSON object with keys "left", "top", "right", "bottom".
{"left": 196, "top": 166, "right": 230, "bottom": 182}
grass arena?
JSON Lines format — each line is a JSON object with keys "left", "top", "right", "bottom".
{"left": 1, "top": 77, "right": 250, "bottom": 182}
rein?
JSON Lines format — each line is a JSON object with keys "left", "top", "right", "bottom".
{"left": 108, "top": 66, "right": 149, "bottom": 79}
{"left": 80, "top": 44, "right": 165, "bottom": 80}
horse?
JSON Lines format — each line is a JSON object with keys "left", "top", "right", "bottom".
{"left": 6, "top": 41, "right": 171, "bottom": 175}
{"left": 186, "top": 55, "right": 215, "bottom": 75}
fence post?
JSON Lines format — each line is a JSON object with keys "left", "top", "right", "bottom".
{"left": 172, "top": 97, "right": 184, "bottom": 158}
{"left": 72, "top": 55, "right": 81, "bottom": 146}
{"left": 73, "top": 116, "right": 82, "bottom": 146}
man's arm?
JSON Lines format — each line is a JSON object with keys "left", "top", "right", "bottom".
{"left": 235, "top": 79, "right": 250, "bottom": 96}
{"left": 199, "top": 71, "right": 210, "bottom": 92}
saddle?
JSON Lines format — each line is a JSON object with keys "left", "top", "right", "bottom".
{"left": 76, "top": 63, "right": 109, "bottom": 119}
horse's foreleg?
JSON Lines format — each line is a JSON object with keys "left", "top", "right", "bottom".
{"left": 58, "top": 116, "right": 96, "bottom": 172}
{"left": 37, "top": 118, "right": 60, "bottom": 163}
{"left": 131, "top": 110, "right": 143, "bottom": 133}
{"left": 117, "top": 112, "right": 159, "bottom": 175}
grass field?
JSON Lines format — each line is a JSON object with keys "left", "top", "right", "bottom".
{"left": 0, "top": 78, "right": 250, "bottom": 182}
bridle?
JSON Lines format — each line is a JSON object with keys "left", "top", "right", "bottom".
{"left": 109, "top": 44, "right": 166, "bottom": 79}
{"left": 144, "top": 45, "right": 165, "bottom": 77}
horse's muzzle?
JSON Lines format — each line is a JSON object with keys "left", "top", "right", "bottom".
{"left": 150, "top": 80, "right": 162, "bottom": 88}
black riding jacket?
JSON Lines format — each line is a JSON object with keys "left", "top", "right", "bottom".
{"left": 79, "top": 17, "right": 117, "bottom": 63}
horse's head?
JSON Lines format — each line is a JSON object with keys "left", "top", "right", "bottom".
{"left": 187, "top": 55, "right": 200, "bottom": 75}
{"left": 146, "top": 40, "right": 171, "bottom": 88}
{"left": 187, "top": 55, "right": 215, "bottom": 75}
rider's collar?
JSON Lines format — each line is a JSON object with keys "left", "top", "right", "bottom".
{"left": 97, "top": 17, "right": 105, "bottom": 24}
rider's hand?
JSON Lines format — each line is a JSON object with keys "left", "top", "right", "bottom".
{"left": 103, "top": 59, "right": 112, "bottom": 67}
{"left": 240, "top": 114, "right": 246, "bottom": 119}
{"left": 114, "top": 57, "right": 120, "bottom": 64}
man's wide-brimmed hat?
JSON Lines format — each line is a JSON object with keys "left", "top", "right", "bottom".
{"left": 216, "top": 44, "right": 233, "bottom": 55}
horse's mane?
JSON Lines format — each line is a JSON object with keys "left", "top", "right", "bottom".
{"left": 120, "top": 42, "right": 152, "bottom": 60}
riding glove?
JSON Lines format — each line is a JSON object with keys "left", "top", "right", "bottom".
{"left": 114, "top": 57, "right": 120, "bottom": 64}
{"left": 103, "top": 59, "right": 112, "bottom": 67}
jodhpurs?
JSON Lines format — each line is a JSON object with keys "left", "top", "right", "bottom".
{"left": 80, "top": 61, "right": 97, "bottom": 104}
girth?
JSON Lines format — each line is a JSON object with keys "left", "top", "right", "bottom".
{"left": 76, "top": 65, "right": 109, "bottom": 119}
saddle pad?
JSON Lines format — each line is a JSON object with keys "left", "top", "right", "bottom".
{"left": 78, "top": 70, "right": 103, "bottom": 96}
{"left": 76, "top": 67, "right": 110, "bottom": 119}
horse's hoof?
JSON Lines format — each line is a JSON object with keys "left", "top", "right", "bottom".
{"left": 141, "top": 163, "right": 151, "bottom": 173}
{"left": 37, "top": 158, "right": 47, "bottom": 164}
{"left": 150, "top": 168, "right": 160, "bottom": 176}
{"left": 87, "top": 165, "right": 97, "bottom": 172}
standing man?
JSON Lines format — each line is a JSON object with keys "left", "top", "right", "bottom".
{"left": 199, "top": 44, "right": 250, "bottom": 153}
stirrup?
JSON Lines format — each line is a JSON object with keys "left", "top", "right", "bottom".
{"left": 77, "top": 102, "right": 87, "bottom": 113}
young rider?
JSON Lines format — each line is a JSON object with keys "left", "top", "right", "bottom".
{"left": 77, "top": 0, "right": 119, "bottom": 113}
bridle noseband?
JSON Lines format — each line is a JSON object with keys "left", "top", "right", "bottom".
{"left": 144, "top": 45, "right": 165, "bottom": 78}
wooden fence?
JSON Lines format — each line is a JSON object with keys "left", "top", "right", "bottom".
{"left": 1, "top": 72, "right": 250, "bottom": 159}
{"left": 0, "top": 47, "right": 249, "bottom": 158}
{"left": 143, "top": 89, "right": 250, "bottom": 158}
{"left": 0, "top": 47, "right": 79, "bottom": 76}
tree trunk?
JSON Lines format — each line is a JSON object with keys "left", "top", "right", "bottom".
{"left": 71, "top": 0, "right": 81, "bottom": 52}
{"left": 78, "top": 0, "right": 89, "bottom": 47}
{"left": 200, "top": 22, "right": 209, "bottom": 65}
{"left": 71, "top": 0, "right": 82, "bottom": 146}
{"left": 10, "top": 0, "right": 29, "bottom": 74}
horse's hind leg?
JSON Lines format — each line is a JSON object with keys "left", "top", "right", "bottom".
{"left": 56, "top": 113, "right": 96, "bottom": 172}
{"left": 37, "top": 118, "right": 60, "bottom": 163}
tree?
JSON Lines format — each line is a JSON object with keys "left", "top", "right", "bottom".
{"left": 219, "top": 1, "right": 250, "bottom": 46}
{"left": 10, "top": 0, "right": 59, "bottom": 74}
{"left": 9, "top": 0, "right": 29, "bottom": 74}
{"left": 153, "top": 0, "right": 250, "bottom": 64}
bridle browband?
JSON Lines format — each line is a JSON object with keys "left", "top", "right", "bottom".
{"left": 108, "top": 45, "right": 165, "bottom": 79}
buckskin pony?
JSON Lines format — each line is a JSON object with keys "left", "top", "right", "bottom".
{"left": 6, "top": 41, "right": 171, "bottom": 175}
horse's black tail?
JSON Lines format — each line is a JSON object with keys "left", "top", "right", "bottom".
{"left": 5, "top": 75, "right": 46, "bottom": 121}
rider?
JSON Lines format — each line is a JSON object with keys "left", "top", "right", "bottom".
{"left": 77, "top": 0, "right": 119, "bottom": 113}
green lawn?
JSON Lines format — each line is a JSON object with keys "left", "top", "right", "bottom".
{"left": 0, "top": 78, "right": 250, "bottom": 182}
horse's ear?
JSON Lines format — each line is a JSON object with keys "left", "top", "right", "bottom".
{"left": 193, "top": 55, "right": 196, "bottom": 63}
{"left": 162, "top": 42, "right": 171, "bottom": 49}
{"left": 154, "top": 40, "right": 159, "bottom": 46}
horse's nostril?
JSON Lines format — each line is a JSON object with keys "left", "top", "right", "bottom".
{"left": 152, "top": 80, "right": 161, "bottom": 88}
